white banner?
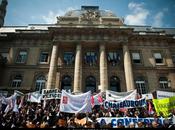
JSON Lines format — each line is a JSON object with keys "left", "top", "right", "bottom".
{"left": 60, "top": 90, "right": 92, "bottom": 114}
{"left": 157, "top": 90, "right": 175, "bottom": 99}
{"left": 27, "top": 91, "right": 42, "bottom": 103}
{"left": 106, "top": 89, "right": 137, "bottom": 101}
{"left": 42, "top": 89, "right": 61, "bottom": 99}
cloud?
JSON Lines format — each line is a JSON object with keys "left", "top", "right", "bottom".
{"left": 125, "top": 2, "right": 149, "bottom": 25}
{"left": 152, "top": 12, "right": 164, "bottom": 27}
{"left": 42, "top": 7, "right": 77, "bottom": 24}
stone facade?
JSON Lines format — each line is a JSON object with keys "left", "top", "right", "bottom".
{"left": 0, "top": 6, "right": 175, "bottom": 95}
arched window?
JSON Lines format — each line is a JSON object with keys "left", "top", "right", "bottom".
{"left": 61, "top": 75, "right": 72, "bottom": 91}
{"left": 85, "top": 76, "right": 96, "bottom": 93}
{"left": 159, "top": 77, "right": 168, "bottom": 89}
{"left": 110, "top": 76, "right": 121, "bottom": 92}
{"left": 135, "top": 76, "right": 147, "bottom": 94}
{"left": 35, "top": 75, "right": 46, "bottom": 92}
{"left": 11, "top": 74, "right": 22, "bottom": 88}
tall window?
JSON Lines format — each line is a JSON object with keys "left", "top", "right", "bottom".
{"left": 39, "top": 52, "right": 49, "bottom": 63}
{"left": 1, "top": 52, "right": 8, "bottom": 63}
{"left": 11, "top": 74, "right": 22, "bottom": 88}
{"left": 16, "top": 51, "right": 27, "bottom": 63}
{"left": 109, "top": 76, "right": 121, "bottom": 92}
{"left": 107, "top": 52, "right": 120, "bottom": 66}
{"left": 63, "top": 52, "right": 74, "bottom": 65}
{"left": 84, "top": 52, "right": 97, "bottom": 66}
{"left": 61, "top": 75, "right": 72, "bottom": 91}
{"left": 159, "top": 77, "right": 168, "bottom": 89}
{"left": 85, "top": 76, "right": 96, "bottom": 93}
{"left": 35, "top": 75, "right": 46, "bottom": 92}
{"left": 154, "top": 53, "right": 163, "bottom": 64}
{"left": 135, "top": 77, "right": 147, "bottom": 94}
{"left": 172, "top": 54, "right": 175, "bottom": 64}
{"left": 132, "top": 52, "right": 141, "bottom": 64}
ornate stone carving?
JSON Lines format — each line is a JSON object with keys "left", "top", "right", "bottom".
{"left": 81, "top": 10, "right": 100, "bottom": 21}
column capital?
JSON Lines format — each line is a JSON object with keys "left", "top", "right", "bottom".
{"left": 52, "top": 40, "right": 60, "bottom": 46}
{"left": 75, "top": 43, "right": 82, "bottom": 50}
{"left": 99, "top": 42, "right": 106, "bottom": 46}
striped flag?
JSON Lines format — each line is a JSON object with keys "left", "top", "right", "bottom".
{"left": 91, "top": 92, "right": 103, "bottom": 107}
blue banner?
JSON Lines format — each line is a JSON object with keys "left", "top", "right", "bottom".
{"left": 97, "top": 117, "right": 165, "bottom": 128}
{"left": 104, "top": 98, "right": 146, "bottom": 109}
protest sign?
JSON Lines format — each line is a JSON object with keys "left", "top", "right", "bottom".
{"left": 42, "top": 89, "right": 61, "bottom": 99}
{"left": 153, "top": 96, "right": 175, "bottom": 117}
{"left": 60, "top": 90, "right": 92, "bottom": 113}
{"left": 104, "top": 97, "right": 146, "bottom": 109}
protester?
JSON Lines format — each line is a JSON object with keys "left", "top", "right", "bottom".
{"left": 0, "top": 89, "right": 174, "bottom": 128}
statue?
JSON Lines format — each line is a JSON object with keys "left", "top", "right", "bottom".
{"left": 81, "top": 10, "right": 100, "bottom": 21}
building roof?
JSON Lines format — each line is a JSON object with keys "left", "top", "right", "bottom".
{"left": 64, "top": 6, "right": 117, "bottom": 18}
{"left": 0, "top": 24, "right": 174, "bottom": 36}
{"left": 0, "top": 6, "right": 175, "bottom": 36}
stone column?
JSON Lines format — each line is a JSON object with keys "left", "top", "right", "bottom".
{"left": 123, "top": 45, "right": 135, "bottom": 91}
{"left": 99, "top": 43, "right": 108, "bottom": 92}
{"left": 46, "top": 45, "right": 58, "bottom": 89}
{"left": 55, "top": 72, "right": 61, "bottom": 90}
{"left": 9, "top": 47, "right": 14, "bottom": 64}
{"left": 73, "top": 43, "right": 82, "bottom": 93}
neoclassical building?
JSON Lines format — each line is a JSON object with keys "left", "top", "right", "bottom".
{"left": 0, "top": 6, "right": 175, "bottom": 95}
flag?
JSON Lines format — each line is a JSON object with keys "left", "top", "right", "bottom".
{"left": 153, "top": 96, "right": 175, "bottom": 117}
{"left": 18, "top": 96, "right": 24, "bottom": 109}
{"left": 4, "top": 94, "right": 16, "bottom": 113}
{"left": 60, "top": 90, "right": 92, "bottom": 114}
{"left": 148, "top": 101, "right": 154, "bottom": 115}
{"left": 13, "top": 98, "right": 19, "bottom": 113}
{"left": 14, "top": 90, "right": 24, "bottom": 97}
{"left": 27, "top": 91, "right": 42, "bottom": 103}
{"left": 91, "top": 92, "right": 103, "bottom": 107}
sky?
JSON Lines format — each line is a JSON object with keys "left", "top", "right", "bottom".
{"left": 4, "top": 0, "right": 175, "bottom": 27}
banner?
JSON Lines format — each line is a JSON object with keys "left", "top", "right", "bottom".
{"left": 156, "top": 91, "right": 175, "bottom": 99}
{"left": 27, "top": 91, "right": 42, "bottom": 103}
{"left": 153, "top": 96, "right": 175, "bottom": 117}
{"left": 104, "top": 98, "right": 146, "bottom": 109}
{"left": 59, "top": 90, "right": 92, "bottom": 114}
{"left": 42, "top": 89, "right": 61, "bottom": 99}
{"left": 106, "top": 89, "right": 137, "bottom": 101}
{"left": 97, "top": 117, "right": 165, "bottom": 128}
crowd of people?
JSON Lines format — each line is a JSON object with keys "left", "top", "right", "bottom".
{"left": 0, "top": 92, "right": 175, "bottom": 128}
